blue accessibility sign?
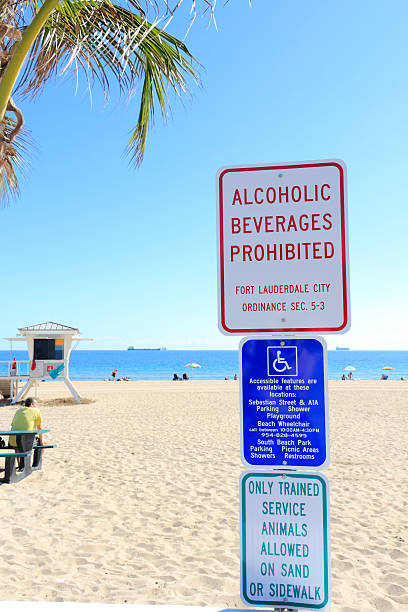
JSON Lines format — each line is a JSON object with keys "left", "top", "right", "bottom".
{"left": 239, "top": 336, "right": 329, "bottom": 469}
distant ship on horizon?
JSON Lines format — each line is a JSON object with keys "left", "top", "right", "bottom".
{"left": 127, "top": 346, "right": 167, "bottom": 351}
{"left": 336, "top": 347, "right": 350, "bottom": 350}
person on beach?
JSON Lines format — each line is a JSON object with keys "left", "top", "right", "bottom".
{"left": 347, "top": 372, "right": 353, "bottom": 380}
{"left": 182, "top": 373, "right": 189, "bottom": 380}
{"left": 112, "top": 369, "right": 118, "bottom": 381}
{"left": 341, "top": 374, "right": 346, "bottom": 380}
{"left": 9, "top": 397, "right": 43, "bottom": 468}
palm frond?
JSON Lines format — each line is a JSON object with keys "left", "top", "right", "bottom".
{"left": 16, "top": 0, "right": 199, "bottom": 163}
{"left": 0, "top": 116, "right": 31, "bottom": 205}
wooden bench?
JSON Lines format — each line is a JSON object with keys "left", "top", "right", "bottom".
{"left": 0, "top": 430, "right": 55, "bottom": 484}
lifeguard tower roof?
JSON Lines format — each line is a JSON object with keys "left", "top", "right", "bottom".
{"left": 18, "top": 322, "right": 79, "bottom": 335}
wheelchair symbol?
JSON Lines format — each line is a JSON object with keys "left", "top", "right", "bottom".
{"left": 267, "top": 346, "right": 298, "bottom": 376}
{"left": 272, "top": 350, "right": 292, "bottom": 373}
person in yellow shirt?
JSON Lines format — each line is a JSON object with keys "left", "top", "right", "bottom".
{"left": 10, "top": 397, "right": 43, "bottom": 468}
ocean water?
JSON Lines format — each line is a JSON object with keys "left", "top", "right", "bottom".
{"left": 0, "top": 349, "right": 407, "bottom": 381}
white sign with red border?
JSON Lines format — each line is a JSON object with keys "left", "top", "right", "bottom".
{"left": 216, "top": 159, "right": 350, "bottom": 334}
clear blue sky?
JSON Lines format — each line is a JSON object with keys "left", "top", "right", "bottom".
{"left": 1, "top": 0, "right": 407, "bottom": 350}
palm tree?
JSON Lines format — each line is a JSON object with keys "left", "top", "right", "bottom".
{"left": 0, "top": 0, "right": 202, "bottom": 202}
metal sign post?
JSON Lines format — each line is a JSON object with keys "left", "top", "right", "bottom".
{"left": 215, "top": 158, "right": 349, "bottom": 612}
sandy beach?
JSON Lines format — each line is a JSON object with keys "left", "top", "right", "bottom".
{"left": 0, "top": 380, "right": 406, "bottom": 611}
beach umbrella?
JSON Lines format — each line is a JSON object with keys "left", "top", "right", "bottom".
{"left": 382, "top": 366, "right": 394, "bottom": 370}
{"left": 344, "top": 365, "right": 356, "bottom": 371}
{"left": 184, "top": 362, "right": 202, "bottom": 368}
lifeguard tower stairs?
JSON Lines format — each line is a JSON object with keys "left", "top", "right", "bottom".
{"left": 0, "top": 380, "right": 9, "bottom": 398}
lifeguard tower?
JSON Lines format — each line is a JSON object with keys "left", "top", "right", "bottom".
{"left": 0, "top": 322, "right": 91, "bottom": 403}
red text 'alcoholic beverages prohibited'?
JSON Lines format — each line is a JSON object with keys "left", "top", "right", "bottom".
{"left": 216, "top": 159, "right": 350, "bottom": 334}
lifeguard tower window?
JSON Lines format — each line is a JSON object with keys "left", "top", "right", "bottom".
{"left": 34, "top": 339, "right": 64, "bottom": 360}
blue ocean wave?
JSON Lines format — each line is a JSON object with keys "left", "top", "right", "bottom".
{"left": 1, "top": 349, "right": 407, "bottom": 381}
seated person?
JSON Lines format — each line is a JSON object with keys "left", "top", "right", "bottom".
{"left": 173, "top": 373, "right": 180, "bottom": 381}
{"left": 9, "top": 397, "right": 43, "bottom": 468}
{"left": 182, "top": 373, "right": 189, "bottom": 380}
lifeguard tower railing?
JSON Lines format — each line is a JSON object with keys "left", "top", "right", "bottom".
{"left": 0, "top": 360, "right": 31, "bottom": 400}
{"left": 0, "top": 360, "right": 30, "bottom": 377}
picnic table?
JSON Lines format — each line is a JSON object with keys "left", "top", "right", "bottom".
{"left": 0, "top": 429, "right": 56, "bottom": 484}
